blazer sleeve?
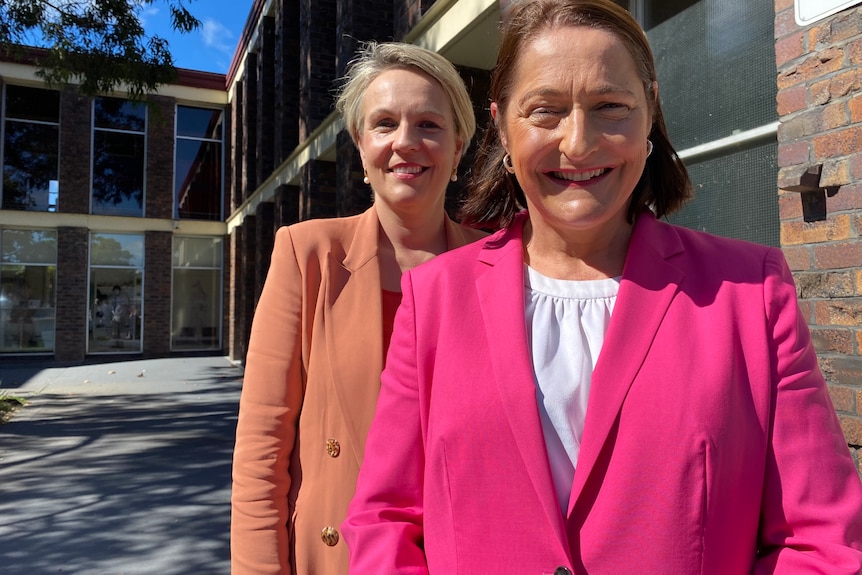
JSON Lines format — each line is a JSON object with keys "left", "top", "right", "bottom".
{"left": 231, "top": 227, "right": 306, "bottom": 575}
{"left": 342, "top": 270, "right": 430, "bottom": 575}
{"left": 754, "top": 249, "right": 862, "bottom": 574}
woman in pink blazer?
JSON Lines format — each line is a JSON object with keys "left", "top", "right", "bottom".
{"left": 343, "top": 2, "right": 862, "bottom": 573}
{"left": 230, "top": 43, "right": 486, "bottom": 574}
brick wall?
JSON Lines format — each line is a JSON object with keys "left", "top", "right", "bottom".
{"left": 59, "top": 88, "right": 92, "bottom": 214}
{"left": 774, "top": 0, "right": 862, "bottom": 473}
{"left": 143, "top": 231, "right": 172, "bottom": 357}
{"left": 145, "top": 96, "right": 175, "bottom": 220}
{"left": 55, "top": 227, "right": 88, "bottom": 361}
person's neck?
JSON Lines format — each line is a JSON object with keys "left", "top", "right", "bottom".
{"left": 523, "top": 218, "right": 632, "bottom": 281}
{"left": 376, "top": 204, "right": 448, "bottom": 290}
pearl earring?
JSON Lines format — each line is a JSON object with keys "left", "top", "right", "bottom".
{"left": 363, "top": 169, "right": 370, "bottom": 185}
{"left": 451, "top": 169, "right": 458, "bottom": 183}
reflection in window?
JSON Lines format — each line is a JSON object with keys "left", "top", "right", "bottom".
{"left": 89, "top": 233, "right": 144, "bottom": 353}
{"left": 172, "top": 236, "right": 222, "bottom": 350}
{"left": 2, "top": 86, "right": 60, "bottom": 212}
{"left": 645, "top": 0, "right": 779, "bottom": 246}
{"left": 0, "top": 229, "right": 57, "bottom": 353}
{"left": 175, "top": 106, "right": 223, "bottom": 221}
{"left": 92, "top": 97, "right": 146, "bottom": 217}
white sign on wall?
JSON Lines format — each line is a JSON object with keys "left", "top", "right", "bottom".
{"left": 795, "top": 0, "right": 862, "bottom": 26}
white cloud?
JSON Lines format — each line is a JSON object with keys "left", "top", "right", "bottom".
{"left": 201, "top": 18, "right": 235, "bottom": 56}
{"left": 140, "top": 6, "right": 159, "bottom": 26}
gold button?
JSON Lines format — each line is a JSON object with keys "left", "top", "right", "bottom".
{"left": 325, "top": 438, "right": 340, "bottom": 458}
{"left": 321, "top": 526, "right": 339, "bottom": 546}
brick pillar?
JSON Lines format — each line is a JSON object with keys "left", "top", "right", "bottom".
{"left": 300, "top": 0, "right": 337, "bottom": 140}
{"left": 243, "top": 54, "right": 259, "bottom": 199}
{"left": 257, "top": 15, "right": 276, "bottom": 184}
{"left": 145, "top": 96, "right": 176, "bottom": 220}
{"left": 229, "top": 227, "right": 243, "bottom": 362}
{"left": 59, "top": 88, "right": 91, "bottom": 215}
{"left": 255, "top": 201, "right": 275, "bottom": 305}
{"left": 239, "top": 215, "right": 257, "bottom": 363}
{"left": 143, "top": 231, "right": 172, "bottom": 357}
{"left": 231, "top": 81, "right": 244, "bottom": 212}
{"left": 275, "top": 184, "right": 301, "bottom": 228}
{"left": 301, "top": 160, "right": 338, "bottom": 221}
{"left": 394, "top": 0, "right": 434, "bottom": 40}
{"left": 55, "top": 227, "right": 88, "bottom": 361}
{"left": 275, "top": 0, "right": 301, "bottom": 165}
{"left": 774, "top": 2, "right": 862, "bottom": 472}
{"left": 335, "top": 131, "right": 370, "bottom": 217}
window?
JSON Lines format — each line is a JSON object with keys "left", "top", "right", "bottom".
{"left": 175, "top": 106, "right": 223, "bottom": 221}
{"left": 171, "top": 236, "right": 222, "bottom": 350}
{"left": 92, "top": 97, "right": 146, "bottom": 217}
{"left": 0, "top": 229, "right": 57, "bottom": 353}
{"left": 88, "top": 233, "right": 144, "bottom": 353}
{"left": 637, "top": 0, "right": 780, "bottom": 246}
{"left": 1, "top": 86, "right": 60, "bottom": 212}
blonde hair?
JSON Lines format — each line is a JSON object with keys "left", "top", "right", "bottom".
{"left": 335, "top": 41, "right": 476, "bottom": 148}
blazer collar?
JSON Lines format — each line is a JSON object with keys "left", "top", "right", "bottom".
{"left": 568, "top": 211, "right": 685, "bottom": 516}
{"left": 328, "top": 206, "right": 478, "bottom": 465}
{"left": 474, "top": 211, "right": 687, "bottom": 547}
{"left": 476, "top": 212, "right": 572, "bottom": 553}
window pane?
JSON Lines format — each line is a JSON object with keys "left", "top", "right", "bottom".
{"left": 94, "top": 97, "right": 146, "bottom": 132}
{"left": 1, "top": 264, "right": 56, "bottom": 353}
{"left": 667, "top": 143, "right": 780, "bottom": 246}
{"left": 89, "top": 269, "right": 142, "bottom": 353}
{"left": 92, "top": 131, "right": 145, "bottom": 217}
{"left": 175, "top": 139, "right": 222, "bottom": 220}
{"left": 173, "top": 236, "right": 223, "bottom": 268}
{"left": 5, "top": 85, "right": 60, "bottom": 122}
{"left": 90, "top": 233, "right": 144, "bottom": 267}
{"left": 2, "top": 122, "right": 60, "bottom": 211}
{"left": 1, "top": 229, "right": 57, "bottom": 263}
{"left": 171, "top": 268, "right": 220, "bottom": 350}
{"left": 647, "top": 0, "right": 778, "bottom": 148}
{"left": 177, "top": 106, "right": 223, "bottom": 139}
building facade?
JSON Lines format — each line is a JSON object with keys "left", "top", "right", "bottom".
{"left": 0, "top": 0, "right": 859, "bottom": 468}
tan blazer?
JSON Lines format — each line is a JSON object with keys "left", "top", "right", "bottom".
{"left": 230, "top": 205, "right": 486, "bottom": 574}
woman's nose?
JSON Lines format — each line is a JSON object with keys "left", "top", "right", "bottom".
{"left": 392, "top": 124, "right": 420, "bottom": 151}
{"left": 559, "top": 111, "right": 597, "bottom": 160}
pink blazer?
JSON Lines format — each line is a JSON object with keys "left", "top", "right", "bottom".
{"left": 343, "top": 211, "right": 862, "bottom": 574}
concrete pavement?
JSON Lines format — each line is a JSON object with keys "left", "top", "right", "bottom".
{"left": 0, "top": 355, "right": 245, "bottom": 575}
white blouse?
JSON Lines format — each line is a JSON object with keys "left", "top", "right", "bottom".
{"left": 524, "top": 265, "right": 620, "bottom": 513}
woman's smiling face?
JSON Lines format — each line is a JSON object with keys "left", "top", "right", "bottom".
{"left": 357, "top": 67, "right": 463, "bottom": 218}
{"left": 495, "top": 25, "right": 653, "bottom": 242}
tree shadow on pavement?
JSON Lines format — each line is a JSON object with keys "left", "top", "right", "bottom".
{"left": 0, "top": 376, "right": 242, "bottom": 575}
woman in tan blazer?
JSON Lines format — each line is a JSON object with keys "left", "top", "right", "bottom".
{"left": 229, "top": 42, "right": 486, "bottom": 574}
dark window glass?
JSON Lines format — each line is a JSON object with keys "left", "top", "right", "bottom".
{"left": 2, "top": 86, "right": 60, "bottom": 212}
{"left": 175, "top": 106, "right": 223, "bottom": 221}
{"left": 177, "top": 106, "right": 223, "bottom": 139}
{"left": 94, "top": 97, "right": 146, "bottom": 131}
{"left": 175, "top": 139, "right": 222, "bottom": 220}
{"left": 647, "top": 0, "right": 778, "bottom": 148}
{"left": 2, "top": 122, "right": 60, "bottom": 211}
{"left": 92, "top": 131, "right": 145, "bottom": 217}
{"left": 667, "top": 144, "right": 780, "bottom": 246}
{"left": 5, "top": 85, "right": 60, "bottom": 122}
{"left": 646, "top": 0, "right": 778, "bottom": 246}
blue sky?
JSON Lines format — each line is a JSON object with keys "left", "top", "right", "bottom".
{"left": 141, "top": 0, "right": 254, "bottom": 74}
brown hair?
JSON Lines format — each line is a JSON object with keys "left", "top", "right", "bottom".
{"left": 459, "top": 0, "right": 692, "bottom": 229}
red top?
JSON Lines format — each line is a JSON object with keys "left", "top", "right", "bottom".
{"left": 382, "top": 289, "right": 402, "bottom": 360}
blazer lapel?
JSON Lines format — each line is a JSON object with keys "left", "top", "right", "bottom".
{"left": 476, "top": 214, "right": 570, "bottom": 549}
{"left": 325, "top": 207, "right": 385, "bottom": 466}
{"left": 568, "top": 213, "right": 685, "bottom": 514}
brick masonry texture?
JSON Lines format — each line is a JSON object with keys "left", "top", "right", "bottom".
{"left": 776, "top": 3, "right": 862, "bottom": 449}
